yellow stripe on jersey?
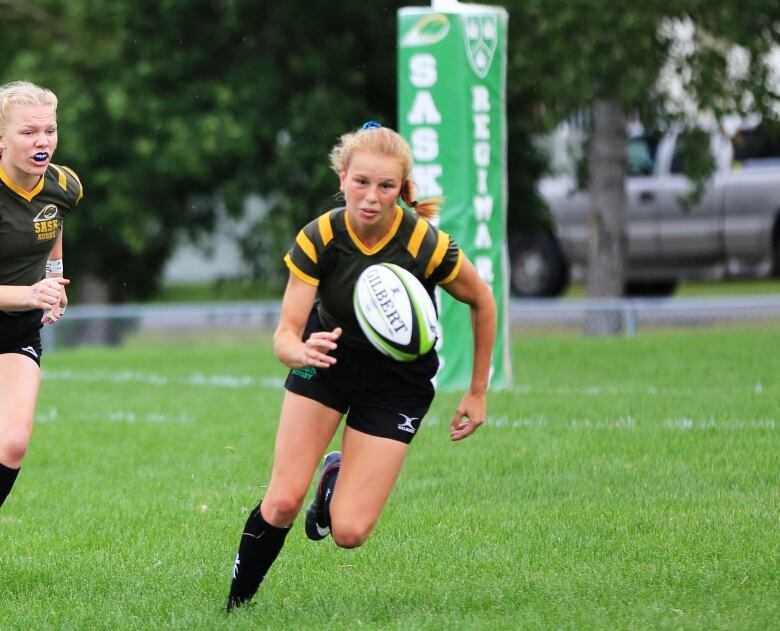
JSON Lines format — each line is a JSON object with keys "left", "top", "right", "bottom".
{"left": 296, "top": 230, "right": 317, "bottom": 263}
{"left": 284, "top": 254, "right": 319, "bottom": 286}
{"left": 49, "top": 164, "right": 68, "bottom": 191}
{"left": 406, "top": 217, "right": 429, "bottom": 258}
{"left": 346, "top": 206, "right": 403, "bottom": 255}
{"left": 0, "top": 164, "right": 45, "bottom": 201}
{"left": 318, "top": 211, "right": 333, "bottom": 245}
{"left": 425, "top": 230, "right": 451, "bottom": 278}
{"left": 58, "top": 164, "right": 84, "bottom": 203}
{"left": 439, "top": 249, "right": 464, "bottom": 285}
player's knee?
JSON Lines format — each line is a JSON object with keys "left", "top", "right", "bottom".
{"left": 262, "top": 490, "right": 305, "bottom": 525}
{"left": 331, "top": 519, "right": 375, "bottom": 549}
{"left": 0, "top": 428, "right": 32, "bottom": 467}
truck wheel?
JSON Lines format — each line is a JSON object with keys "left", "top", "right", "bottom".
{"left": 508, "top": 231, "right": 569, "bottom": 298}
{"left": 624, "top": 280, "right": 678, "bottom": 297}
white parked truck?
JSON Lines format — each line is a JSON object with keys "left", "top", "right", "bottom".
{"left": 510, "top": 123, "right": 780, "bottom": 296}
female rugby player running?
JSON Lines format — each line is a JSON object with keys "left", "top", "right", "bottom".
{"left": 0, "top": 81, "right": 83, "bottom": 511}
{"left": 226, "top": 122, "right": 496, "bottom": 610}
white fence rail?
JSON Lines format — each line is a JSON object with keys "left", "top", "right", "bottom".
{"left": 506, "top": 295, "right": 780, "bottom": 334}
{"left": 38, "top": 295, "right": 780, "bottom": 349}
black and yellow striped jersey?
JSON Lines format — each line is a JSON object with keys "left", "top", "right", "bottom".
{"left": 284, "top": 205, "right": 463, "bottom": 350}
{"left": 0, "top": 162, "right": 83, "bottom": 288}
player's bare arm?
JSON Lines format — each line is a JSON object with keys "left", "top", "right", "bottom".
{"left": 273, "top": 274, "right": 340, "bottom": 369}
{"left": 0, "top": 277, "right": 69, "bottom": 312}
{"left": 441, "top": 257, "right": 497, "bottom": 441}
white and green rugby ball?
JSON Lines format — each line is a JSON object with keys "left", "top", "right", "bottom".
{"left": 353, "top": 263, "right": 438, "bottom": 361}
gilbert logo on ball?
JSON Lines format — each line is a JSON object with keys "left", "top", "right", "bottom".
{"left": 353, "top": 263, "right": 438, "bottom": 361}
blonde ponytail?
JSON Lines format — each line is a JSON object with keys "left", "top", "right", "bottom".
{"left": 399, "top": 178, "right": 442, "bottom": 219}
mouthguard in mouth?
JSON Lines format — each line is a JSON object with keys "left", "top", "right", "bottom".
{"left": 33, "top": 153, "right": 49, "bottom": 162}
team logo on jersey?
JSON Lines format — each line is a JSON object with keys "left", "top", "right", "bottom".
{"left": 34, "top": 204, "right": 59, "bottom": 222}
{"left": 400, "top": 14, "right": 450, "bottom": 47}
{"left": 32, "top": 204, "right": 60, "bottom": 241}
{"left": 463, "top": 15, "right": 498, "bottom": 79}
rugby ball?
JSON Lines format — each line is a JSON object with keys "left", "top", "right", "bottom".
{"left": 353, "top": 263, "right": 438, "bottom": 361}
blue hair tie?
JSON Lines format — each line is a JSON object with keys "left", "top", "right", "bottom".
{"left": 361, "top": 121, "right": 382, "bottom": 130}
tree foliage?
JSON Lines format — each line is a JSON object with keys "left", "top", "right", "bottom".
{"left": 498, "top": 0, "right": 780, "bottom": 127}
{"left": 495, "top": 0, "right": 780, "bottom": 313}
{"left": 2, "top": 0, "right": 778, "bottom": 305}
{"left": 1, "top": 0, "right": 432, "bottom": 299}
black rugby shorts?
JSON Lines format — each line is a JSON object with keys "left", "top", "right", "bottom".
{"left": 284, "top": 310, "right": 437, "bottom": 444}
{"left": 0, "top": 309, "right": 44, "bottom": 366}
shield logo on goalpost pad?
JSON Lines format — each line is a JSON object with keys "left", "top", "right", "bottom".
{"left": 463, "top": 15, "right": 498, "bottom": 79}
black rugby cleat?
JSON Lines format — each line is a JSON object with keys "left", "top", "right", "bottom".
{"left": 305, "top": 450, "right": 341, "bottom": 541}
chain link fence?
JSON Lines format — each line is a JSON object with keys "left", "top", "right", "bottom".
{"left": 39, "top": 295, "right": 780, "bottom": 350}
{"left": 507, "top": 295, "right": 780, "bottom": 335}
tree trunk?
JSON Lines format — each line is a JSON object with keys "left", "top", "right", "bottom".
{"left": 72, "top": 273, "right": 121, "bottom": 346}
{"left": 584, "top": 98, "right": 628, "bottom": 336}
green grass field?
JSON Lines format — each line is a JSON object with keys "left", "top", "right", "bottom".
{"left": 1, "top": 330, "right": 778, "bottom": 630}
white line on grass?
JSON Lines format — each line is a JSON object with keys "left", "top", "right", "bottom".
{"left": 36, "top": 406, "right": 194, "bottom": 424}
{"left": 508, "top": 382, "right": 770, "bottom": 396}
{"left": 43, "top": 369, "right": 285, "bottom": 389}
{"left": 664, "top": 417, "right": 777, "bottom": 431}
{"left": 423, "top": 414, "right": 776, "bottom": 432}
{"left": 35, "top": 403, "right": 776, "bottom": 431}
{"left": 43, "top": 369, "right": 770, "bottom": 398}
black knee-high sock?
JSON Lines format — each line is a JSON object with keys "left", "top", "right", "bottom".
{"left": 0, "top": 463, "right": 20, "bottom": 510}
{"left": 226, "top": 503, "right": 290, "bottom": 610}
